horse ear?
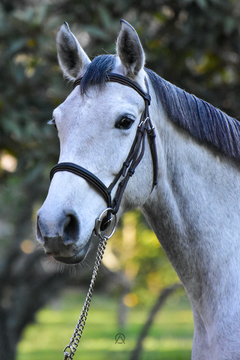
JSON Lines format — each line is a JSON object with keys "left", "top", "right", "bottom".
{"left": 56, "top": 22, "right": 91, "bottom": 80}
{"left": 116, "top": 20, "right": 145, "bottom": 78}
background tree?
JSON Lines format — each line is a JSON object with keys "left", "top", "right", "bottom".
{"left": 1, "top": 0, "right": 240, "bottom": 359}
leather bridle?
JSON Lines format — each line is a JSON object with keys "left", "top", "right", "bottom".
{"left": 50, "top": 73, "right": 158, "bottom": 233}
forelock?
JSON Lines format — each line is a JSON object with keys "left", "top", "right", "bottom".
{"left": 79, "top": 55, "right": 116, "bottom": 94}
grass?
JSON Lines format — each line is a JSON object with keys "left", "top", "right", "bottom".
{"left": 17, "top": 289, "right": 193, "bottom": 360}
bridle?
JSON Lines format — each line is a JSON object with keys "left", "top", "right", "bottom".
{"left": 49, "top": 73, "right": 158, "bottom": 360}
{"left": 50, "top": 73, "right": 158, "bottom": 235}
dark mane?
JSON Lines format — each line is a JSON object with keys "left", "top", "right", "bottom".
{"left": 78, "top": 55, "right": 240, "bottom": 161}
{"left": 145, "top": 68, "right": 240, "bottom": 161}
{"left": 80, "top": 54, "right": 116, "bottom": 94}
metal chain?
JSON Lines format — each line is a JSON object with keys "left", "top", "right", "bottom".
{"left": 62, "top": 235, "right": 108, "bottom": 360}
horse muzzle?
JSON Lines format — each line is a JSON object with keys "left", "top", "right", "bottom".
{"left": 36, "top": 209, "right": 91, "bottom": 264}
{"left": 36, "top": 206, "right": 116, "bottom": 264}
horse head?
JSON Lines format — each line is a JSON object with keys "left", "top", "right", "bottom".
{"left": 36, "top": 21, "right": 157, "bottom": 264}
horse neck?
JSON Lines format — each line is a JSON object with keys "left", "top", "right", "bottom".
{"left": 142, "top": 95, "right": 240, "bottom": 318}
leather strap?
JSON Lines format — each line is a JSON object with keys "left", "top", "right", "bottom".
{"left": 107, "top": 73, "right": 158, "bottom": 190}
{"left": 50, "top": 162, "right": 112, "bottom": 208}
{"left": 107, "top": 73, "right": 151, "bottom": 105}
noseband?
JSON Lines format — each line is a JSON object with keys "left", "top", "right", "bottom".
{"left": 50, "top": 73, "right": 158, "bottom": 233}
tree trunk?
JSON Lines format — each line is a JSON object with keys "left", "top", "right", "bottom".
{"left": 0, "top": 308, "right": 16, "bottom": 360}
{"left": 130, "top": 283, "right": 183, "bottom": 360}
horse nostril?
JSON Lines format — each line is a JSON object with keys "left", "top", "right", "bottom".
{"left": 63, "top": 214, "right": 79, "bottom": 245}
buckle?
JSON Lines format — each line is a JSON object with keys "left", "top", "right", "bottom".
{"left": 95, "top": 208, "right": 117, "bottom": 240}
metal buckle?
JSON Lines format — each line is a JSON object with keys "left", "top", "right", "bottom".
{"left": 94, "top": 207, "right": 117, "bottom": 240}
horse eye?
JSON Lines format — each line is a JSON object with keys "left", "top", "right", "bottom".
{"left": 115, "top": 117, "right": 134, "bottom": 130}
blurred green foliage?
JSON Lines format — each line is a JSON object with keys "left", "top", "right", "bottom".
{"left": 1, "top": 0, "right": 240, "bottom": 358}
{"left": 108, "top": 211, "right": 179, "bottom": 305}
{"left": 18, "top": 292, "right": 193, "bottom": 360}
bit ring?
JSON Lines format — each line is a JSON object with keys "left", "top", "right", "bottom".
{"left": 95, "top": 207, "right": 117, "bottom": 240}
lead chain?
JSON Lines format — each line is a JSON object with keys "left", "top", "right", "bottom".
{"left": 63, "top": 235, "right": 108, "bottom": 360}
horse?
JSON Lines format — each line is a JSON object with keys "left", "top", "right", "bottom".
{"left": 37, "top": 20, "right": 240, "bottom": 359}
